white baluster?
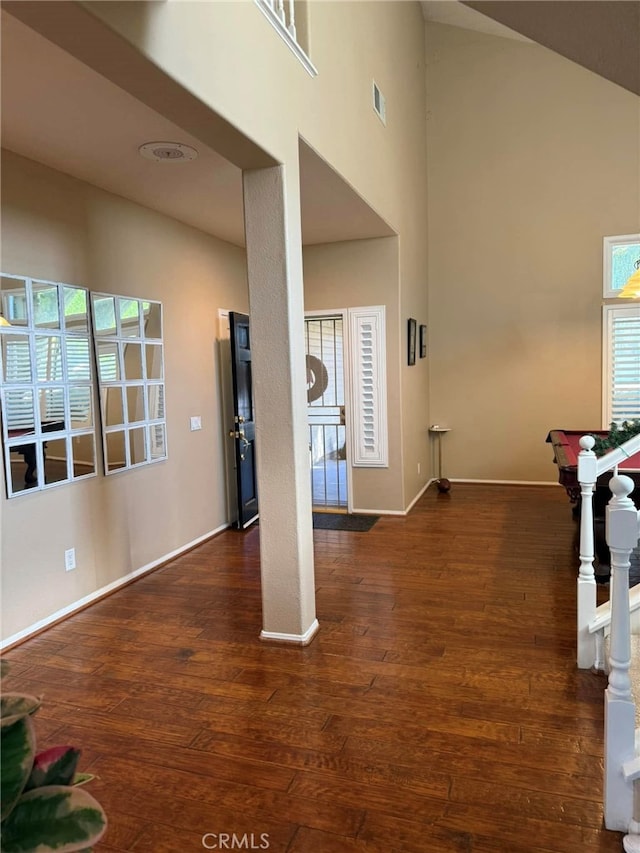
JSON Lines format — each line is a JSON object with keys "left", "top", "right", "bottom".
{"left": 277, "top": 0, "right": 286, "bottom": 24}
{"left": 577, "top": 435, "right": 598, "bottom": 668}
{"left": 287, "top": 0, "right": 297, "bottom": 40}
{"left": 604, "top": 474, "right": 638, "bottom": 831}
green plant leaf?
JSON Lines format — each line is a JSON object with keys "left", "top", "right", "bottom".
{"left": 0, "top": 785, "right": 107, "bottom": 852}
{"left": 1, "top": 694, "right": 42, "bottom": 729}
{"left": 26, "top": 747, "right": 81, "bottom": 791}
{"left": 1, "top": 716, "right": 35, "bottom": 821}
{"left": 71, "top": 773, "right": 95, "bottom": 788}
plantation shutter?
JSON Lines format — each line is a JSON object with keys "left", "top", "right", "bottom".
{"left": 604, "top": 305, "right": 640, "bottom": 426}
{"left": 3, "top": 336, "right": 34, "bottom": 430}
{"left": 348, "top": 305, "right": 388, "bottom": 467}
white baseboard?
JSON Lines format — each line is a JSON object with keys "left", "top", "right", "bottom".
{"left": 260, "top": 618, "right": 319, "bottom": 646}
{"left": 351, "top": 478, "right": 436, "bottom": 517}
{"left": 0, "top": 523, "right": 229, "bottom": 651}
{"left": 405, "top": 478, "right": 435, "bottom": 513}
{"left": 450, "top": 478, "right": 561, "bottom": 486}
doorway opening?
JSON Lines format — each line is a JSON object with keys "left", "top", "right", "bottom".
{"left": 305, "top": 314, "right": 348, "bottom": 510}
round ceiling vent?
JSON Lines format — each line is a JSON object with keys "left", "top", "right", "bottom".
{"left": 138, "top": 142, "right": 198, "bottom": 162}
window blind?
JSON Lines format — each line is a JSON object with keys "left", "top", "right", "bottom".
{"left": 604, "top": 305, "right": 640, "bottom": 425}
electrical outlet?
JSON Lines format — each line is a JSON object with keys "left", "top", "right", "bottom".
{"left": 64, "top": 548, "right": 76, "bottom": 572}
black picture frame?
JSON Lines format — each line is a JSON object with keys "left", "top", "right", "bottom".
{"left": 408, "top": 318, "right": 416, "bottom": 365}
{"left": 419, "top": 324, "right": 427, "bottom": 358}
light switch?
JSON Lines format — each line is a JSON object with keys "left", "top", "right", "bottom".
{"left": 190, "top": 416, "right": 202, "bottom": 431}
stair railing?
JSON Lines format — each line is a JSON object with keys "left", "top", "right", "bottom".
{"left": 577, "top": 432, "right": 640, "bottom": 669}
{"left": 602, "top": 474, "right": 640, "bottom": 835}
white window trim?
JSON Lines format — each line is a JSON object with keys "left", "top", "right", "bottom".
{"left": 602, "top": 302, "right": 640, "bottom": 428}
{"left": 603, "top": 233, "right": 640, "bottom": 299}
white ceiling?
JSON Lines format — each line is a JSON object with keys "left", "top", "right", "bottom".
{"left": 1, "top": 11, "right": 394, "bottom": 249}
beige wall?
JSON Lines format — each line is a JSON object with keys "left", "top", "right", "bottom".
{"left": 303, "top": 237, "right": 405, "bottom": 512}
{"left": 426, "top": 23, "right": 640, "bottom": 482}
{"left": 1, "top": 151, "right": 248, "bottom": 641}
{"left": 78, "top": 0, "right": 432, "bottom": 504}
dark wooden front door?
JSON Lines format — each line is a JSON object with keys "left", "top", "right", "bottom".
{"left": 229, "top": 312, "right": 258, "bottom": 528}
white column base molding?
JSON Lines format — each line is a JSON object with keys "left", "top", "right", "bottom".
{"left": 260, "top": 619, "right": 319, "bottom": 646}
{"left": 623, "top": 834, "right": 640, "bottom": 852}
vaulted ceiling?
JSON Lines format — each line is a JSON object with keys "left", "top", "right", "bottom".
{"left": 422, "top": 1, "right": 640, "bottom": 96}
{"left": 2, "top": 2, "right": 638, "bottom": 253}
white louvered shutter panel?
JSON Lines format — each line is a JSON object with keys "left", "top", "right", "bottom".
{"left": 604, "top": 304, "right": 640, "bottom": 426}
{"left": 349, "top": 306, "right": 388, "bottom": 467}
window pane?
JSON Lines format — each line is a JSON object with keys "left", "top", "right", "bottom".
{"left": 129, "top": 427, "right": 147, "bottom": 465}
{"left": 39, "top": 387, "right": 66, "bottom": 429}
{"left": 72, "top": 434, "right": 95, "bottom": 478}
{"left": 93, "top": 295, "right": 117, "bottom": 336}
{"left": 69, "top": 387, "right": 93, "bottom": 429}
{"left": 119, "top": 298, "right": 141, "bottom": 338}
{"left": 149, "top": 423, "right": 166, "bottom": 459}
{"left": 612, "top": 243, "right": 640, "bottom": 292}
{"left": 4, "top": 388, "right": 35, "bottom": 432}
{"left": 8, "top": 442, "right": 38, "bottom": 492}
{"left": 1, "top": 334, "right": 31, "bottom": 383}
{"left": 96, "top": 341, "right": 120, "bottom": 381}
{"left": 123, "top": 342, "right": 143, "bottom": 381}
{"left": 44, "top": 437, "right": 69, "bottom": 485}
{"left": 1, "top": 276, "right": 28, "bottom": 326}
{"left": 66, "top": 337, "right": 91, "bottom": 381}
{"left": 63, "top": 287, "right": 89, "bottom": 333}
{"left": 145, "top": 343, "right": 163, "bottom": 380}
{"left": 147, "top": 384, "right": 165, "bottom": 420}
{"left": 126, "top": 385, "right": 146, "bottom": 423}
{"left": 105, "top": 430, "right": 127, "bottom": 472}
{"left": 33, "top": 282, "right": 60, "bottom": 329}
{"left": 35, "top": 336, "right": 63, "bottom": 382}
{"left": 101, "top": 387, "right": 124, "bottom": 427}
{"left": 143, "top": 302, "right": 162, "bottom": 339}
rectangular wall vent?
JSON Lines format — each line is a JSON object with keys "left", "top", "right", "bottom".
{"left": 372, "top": 81, "right": 386, "bottom": 125}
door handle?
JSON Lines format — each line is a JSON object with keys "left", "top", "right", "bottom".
{"left": 229, "top": 429, "right": 250, "bottom": 461}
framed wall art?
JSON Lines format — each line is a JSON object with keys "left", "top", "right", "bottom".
{"left": 407, "top": 318, "right": 416, "bottom": 366}
{"left": 419, "top": 324, "right": 427, "bottom": 358}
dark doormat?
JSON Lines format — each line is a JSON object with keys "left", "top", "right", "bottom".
{"left": 312, "top": 513, "right": 379, "bottom": 531}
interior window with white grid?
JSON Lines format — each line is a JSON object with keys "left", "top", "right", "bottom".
{"left": 0, "top": 274, "right": 97, "bottom": 497}
{"left": 91, "top": 293, "right": 167, "bottom": 474}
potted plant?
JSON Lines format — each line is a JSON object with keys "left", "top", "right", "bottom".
{"left": 1, "top": 661, "right": 107, "bottom": 852}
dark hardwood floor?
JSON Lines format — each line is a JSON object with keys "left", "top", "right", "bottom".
{"left": 2, "top": 484, "right": 624, "bottom": 851}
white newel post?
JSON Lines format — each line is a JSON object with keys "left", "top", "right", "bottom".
{"left": 577, "top": 435, "right": 598, "bottom": 669}
{"left": 604, "top": 475, "right": 638, "bottom": 831}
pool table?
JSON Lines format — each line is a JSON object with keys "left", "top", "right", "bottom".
{"left": 547, "top": 429, "right": 640, "bottom": 507}
{"left": 547, "top": 429, "right": 640, "bottom": 569}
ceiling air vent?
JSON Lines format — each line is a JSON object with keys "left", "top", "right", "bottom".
{"left": 138, "top": 142, "right": 198, "bottom": 162}
{"left": 372, "top": 81, "right": 386, "bottom": 125}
